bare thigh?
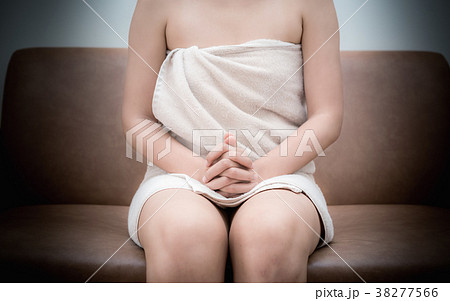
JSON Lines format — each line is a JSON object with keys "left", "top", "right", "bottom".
{"left": 229, "top": 188, "right": 322, "bottom": 254}
{"left": 137, "top": 188, "right": 230, "bottom": 282}
{"left": 137, "top": 188, "right": 230, "bottom": 247}
{"left": 228, "top": 188, "right": 322, "bottom": 282}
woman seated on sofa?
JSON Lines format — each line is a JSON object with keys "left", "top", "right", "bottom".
{"left": 122, "top": 0, "right": 343, "bottom": 282}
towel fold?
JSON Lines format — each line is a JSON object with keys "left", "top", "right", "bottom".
{"left": 169, "top": 172, "right": 319, "bottom": 208}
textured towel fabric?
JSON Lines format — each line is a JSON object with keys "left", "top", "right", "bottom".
{"left": 128, "top": 39, "right": 334, "bottom": 249}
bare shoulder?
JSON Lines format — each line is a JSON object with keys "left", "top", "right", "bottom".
{"left": 134, "top": 0, "right": 172, "bottom": 13}
{"left": 130, "top": 0, "right": 179, "bottom": 35}
{"left": 300, "top": 0, "right": 338, "bottom": 24}
{"left": 301, "top": 0, "right": 337, "bottom": 12}
{"left": 132, "top": 0, "right": 171, "bottom": 25}
{"left": 278, "top": 0, "right": 338, "bottom": 44}
{"left": 299, "top": 0, "right": 339, "bottom": 46}
{"left": 128, "top": 0, "right": 175, "bottom": 52}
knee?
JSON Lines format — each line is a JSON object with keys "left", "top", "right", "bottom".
{"left": 229, "top": 211, "right": 309, "bottom": 281}
{"left": 155, "top": 208, "right": 228, "bottom": 259}
{"left": 231, "top": 210, "right": 302, "bottom": 255}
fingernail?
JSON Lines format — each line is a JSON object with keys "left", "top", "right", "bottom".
{"left": 202, "top": 176, "right": 207, "bottom": 183}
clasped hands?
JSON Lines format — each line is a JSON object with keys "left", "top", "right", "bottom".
{"left": 201, "top": 132, "right": 263, "bottom": 198}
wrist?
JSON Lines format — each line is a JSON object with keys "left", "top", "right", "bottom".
{"left": 252, "top": 156, "right": 273, "bottom": 183}
{"left": 190, "top": 156, "right": 208, "bottom": 183}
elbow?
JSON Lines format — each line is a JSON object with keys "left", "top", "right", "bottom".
{"left": 328, "top": 114, "right": 343, "bottom": 146}
{"left": 327, "top": 100, "right": 344, "bottom": 143}
{"left": 320, "top": 111, "right": 343, "bottom": 146}
{"left": 122, "top": 112, "right": 160, "bottom": 141}
{"left": 121, "top": 114, "right": 132, "bottom": 139}
{"left": 121, "top": 106, "right": 155, "bottom": 138}
{"left": 332, "top": 112, "right": 343, "bottom": 142}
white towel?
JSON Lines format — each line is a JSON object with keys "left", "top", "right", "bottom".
{"left": 145, "top": 39, "right": 315, "bottom": 180}
{"left": 128, "top": 172, "right": 334, "bottom": 248}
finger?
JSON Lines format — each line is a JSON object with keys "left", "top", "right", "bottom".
{"left": 224, "top": 140, "right": 237, "bottom": 158}
{"left": 205, "top": 176, "right": 238, "bottom": 190}
{"left": 225, "top": 134, "right": 237, "bottom": 147}
{"left": 224, "top": 132, "right": 233, "bottom": 141}
{"left": 205, "top": 142, "right": 228, "bottom": 167}
{"left": 203, "top": 158, "right": 236, "bottom": 183}
{"left": 222, "top": 150, "right": 253, "bottom": 169}
{"left": 220, "top": 182, "right": 257, "bottom": 194}
{"left": 221, "top": 139, "right": 253, "bottom": 168}
{"left": 221, "top": 167, "right": 256, "bottom": 181}
{"left": 228, "top": 154, "right": 253, "bottom": 169}
{"left": 224, "top": 135, "right": 238, "bottom": 157}
{"left": 217, "top": 190, "right": 242, "bottom": 198}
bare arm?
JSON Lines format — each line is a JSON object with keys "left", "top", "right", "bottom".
{"left": 122, "top": 0, "right": 207, "bottom": 181}
{"left": 253, "top": 0, "right": 344, "bottom": 180}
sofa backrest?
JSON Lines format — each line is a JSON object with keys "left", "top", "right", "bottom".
{"left": 315, "top": 51, "right": 450, "bottom": 206}
{"left": 1, "top": 48, "right": 449, "bottom": 207}
{"left": 1, "top": 48, "right": 145, "bottom": 206}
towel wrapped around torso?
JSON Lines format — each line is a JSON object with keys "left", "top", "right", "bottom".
{"left": 148, "top": 39, "right": 316, "bottom": 176}
{"left": 128, "top": 39, "right": 333, "bottom": 248}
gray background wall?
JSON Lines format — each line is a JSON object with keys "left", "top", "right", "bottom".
{"left": 1, "top": 0, "right": 449, "bottom": 124}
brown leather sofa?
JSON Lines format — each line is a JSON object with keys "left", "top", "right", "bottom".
{"left": 0, "top": 48, "right": 449, "bottom": 282}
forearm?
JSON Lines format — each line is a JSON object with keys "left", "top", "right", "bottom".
{"left": 253, "top": 113, "right": 342, "bottom": 180}
{"left": 124, "top": 117, "right": 207, "bottom": 182}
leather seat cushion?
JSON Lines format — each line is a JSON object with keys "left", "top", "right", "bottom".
{"left": 308, "top": 204, "right": 450, "bottom": 282}
{"left": 0, "top": 204, "right": 145, "bottom": 282}
{"left": 0, "top": 204, "right": 449, "bottom": 282}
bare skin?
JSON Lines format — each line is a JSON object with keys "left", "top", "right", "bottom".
{"left": 123, "top": 0, "right": 343, "bottom": 282}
